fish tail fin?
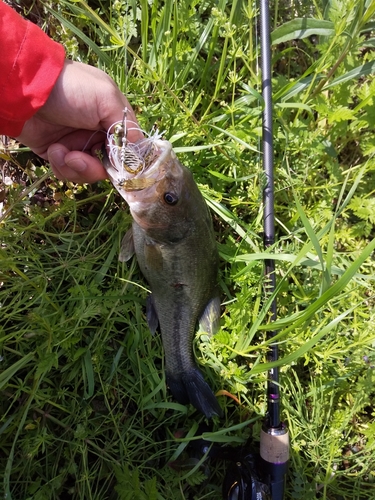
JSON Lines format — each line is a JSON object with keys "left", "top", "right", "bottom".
{"left": 167, "top": 368, "right": 223, "bottom": 419}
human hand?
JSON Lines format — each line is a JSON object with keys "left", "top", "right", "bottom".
{"left": 17, "top": 60, "right": 144, "bottom": 183}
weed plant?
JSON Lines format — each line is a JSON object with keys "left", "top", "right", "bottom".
{"left": 1, "top": 0, "right": 375, "bottom": 499}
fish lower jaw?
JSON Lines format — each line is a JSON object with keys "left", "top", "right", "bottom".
{"left": 129, "top": 210, "right": 170, "bottom": 232}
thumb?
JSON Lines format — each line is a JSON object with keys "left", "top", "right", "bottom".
{"left": 48, "top": 144, "right": 108, "bottom": 183}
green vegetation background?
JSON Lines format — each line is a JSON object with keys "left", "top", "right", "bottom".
{"left": 1, "top": 0, "right": 375, "bottom": 498}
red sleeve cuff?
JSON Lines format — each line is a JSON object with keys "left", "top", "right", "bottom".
{"left": 0, "top": 3, "right": 65, "bottom": 136}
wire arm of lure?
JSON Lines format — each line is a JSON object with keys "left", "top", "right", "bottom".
{"left": 106, "top": 108, "right": 165, "bottom": 179}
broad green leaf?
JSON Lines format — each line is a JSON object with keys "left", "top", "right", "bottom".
{"left": 275, "top": 74, "right": 324, "bottom": 102}
{"left": 361, "top": 21, "right": 375, "bottom": 32}
{"left": 240, "top": 83, "right": 264, "bottom": 102}
{"left": 324, "top": 60, "right": 375, "bottom": 89}
{"left": 143, "top": 402, "right": 188, "bottom": 412}
{"left": 361, "top": 38, "right": 375, "bottom": 48}
{"left": 275, "top": 102, "right": 314, "bottom": 113}
{"left": 363, "top": 0, "right": 375, "bottom": 26}
{"left": 271, "top": 18, "right": 335, "bottom": 45}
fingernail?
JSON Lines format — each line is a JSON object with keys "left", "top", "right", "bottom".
{"left": 66, "top": 158, "right": 87, "bottom": 172}
{"left": 49, "top": 148, "right": 66, "bottom": 169}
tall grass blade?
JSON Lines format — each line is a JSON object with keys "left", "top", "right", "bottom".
{"left": 265, "top": 236, "right": 375, "bottom": 332}
{"left": 45, "top": 7, "right": 113, "bottom": 65}
{"left": 250, "top": 306, "right": 355, "bottom": 374}
{"left": 0, "top": 352, "right": 35, "bottom": 389}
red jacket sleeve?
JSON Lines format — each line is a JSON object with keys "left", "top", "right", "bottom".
{"left": 0, "top": 3, "right": 65, "bottom": 136}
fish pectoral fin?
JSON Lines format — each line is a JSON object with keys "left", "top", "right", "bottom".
{"left": 146, "top": 294, "right": 159, "bottom": 335}
{"left": 119, "top": 228, "right": 135, "bottom": 262}
{"left": 144, "top": 240, "right": 163, "bottom": 272}
{"left": 199, "top": 296, "right": 221, "bottom": 336}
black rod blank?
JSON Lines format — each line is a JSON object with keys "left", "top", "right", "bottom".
{"left": 260, "top": 0, "right": 280, "bottom": 430}
{"left": 259, "top": 3, "right": 289, "bottom": 499}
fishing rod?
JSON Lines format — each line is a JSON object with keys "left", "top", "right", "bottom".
{"left": 219, "top": 0, "right": 289, "bottom": 498}
{"left": 188, "top": 1, "right": 289, "bottom": 497}
{"left": 258, "top": 0, "right": 290, "bottom": 497}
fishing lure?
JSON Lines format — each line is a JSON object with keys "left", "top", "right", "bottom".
{"left": 105, "top": 108, "right": 164, "bottom": 192}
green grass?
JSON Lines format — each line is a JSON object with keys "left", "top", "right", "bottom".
{"left": 1, "top": 0, "right": 375, "bottom": 498}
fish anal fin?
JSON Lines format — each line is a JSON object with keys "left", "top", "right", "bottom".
{"left": 199, "top": 296, "right": 221, "bottom": 336}
{"left": 119, "top": 229, "right": 135, "bottom": 262}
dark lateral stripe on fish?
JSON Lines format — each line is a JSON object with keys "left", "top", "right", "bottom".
{"left": 167, "top": 368, "right": 223, "bottom": 419}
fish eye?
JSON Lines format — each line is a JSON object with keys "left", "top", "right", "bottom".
{"left": 163, "top": 192, "right": 179, "bottom": 205}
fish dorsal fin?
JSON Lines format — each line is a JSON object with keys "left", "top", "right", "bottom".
{"left": 119, "top": 229, "right": 135, "bottom": 262}
{"left": 199, "top": 296, "right": 221, "bottom": 336}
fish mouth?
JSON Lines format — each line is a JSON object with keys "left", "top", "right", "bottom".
{"left": 102, "top": 137, "right": 174, "bottom": 197}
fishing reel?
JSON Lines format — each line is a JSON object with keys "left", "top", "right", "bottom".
{"left": 222, "top": 425, "right": 289, "bottom": 500}
{"left": 190, "top": 436, "right": 270, "bottom": 500}
{"left": 189, "top": 423, "right": 289, "bottom": 500}
{"left": 222, "top": 450, "right": 271, "bottom": 500}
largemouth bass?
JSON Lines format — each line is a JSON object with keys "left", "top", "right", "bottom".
{"left": 103, "top": 137, "right": 222, "bottom": 418}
